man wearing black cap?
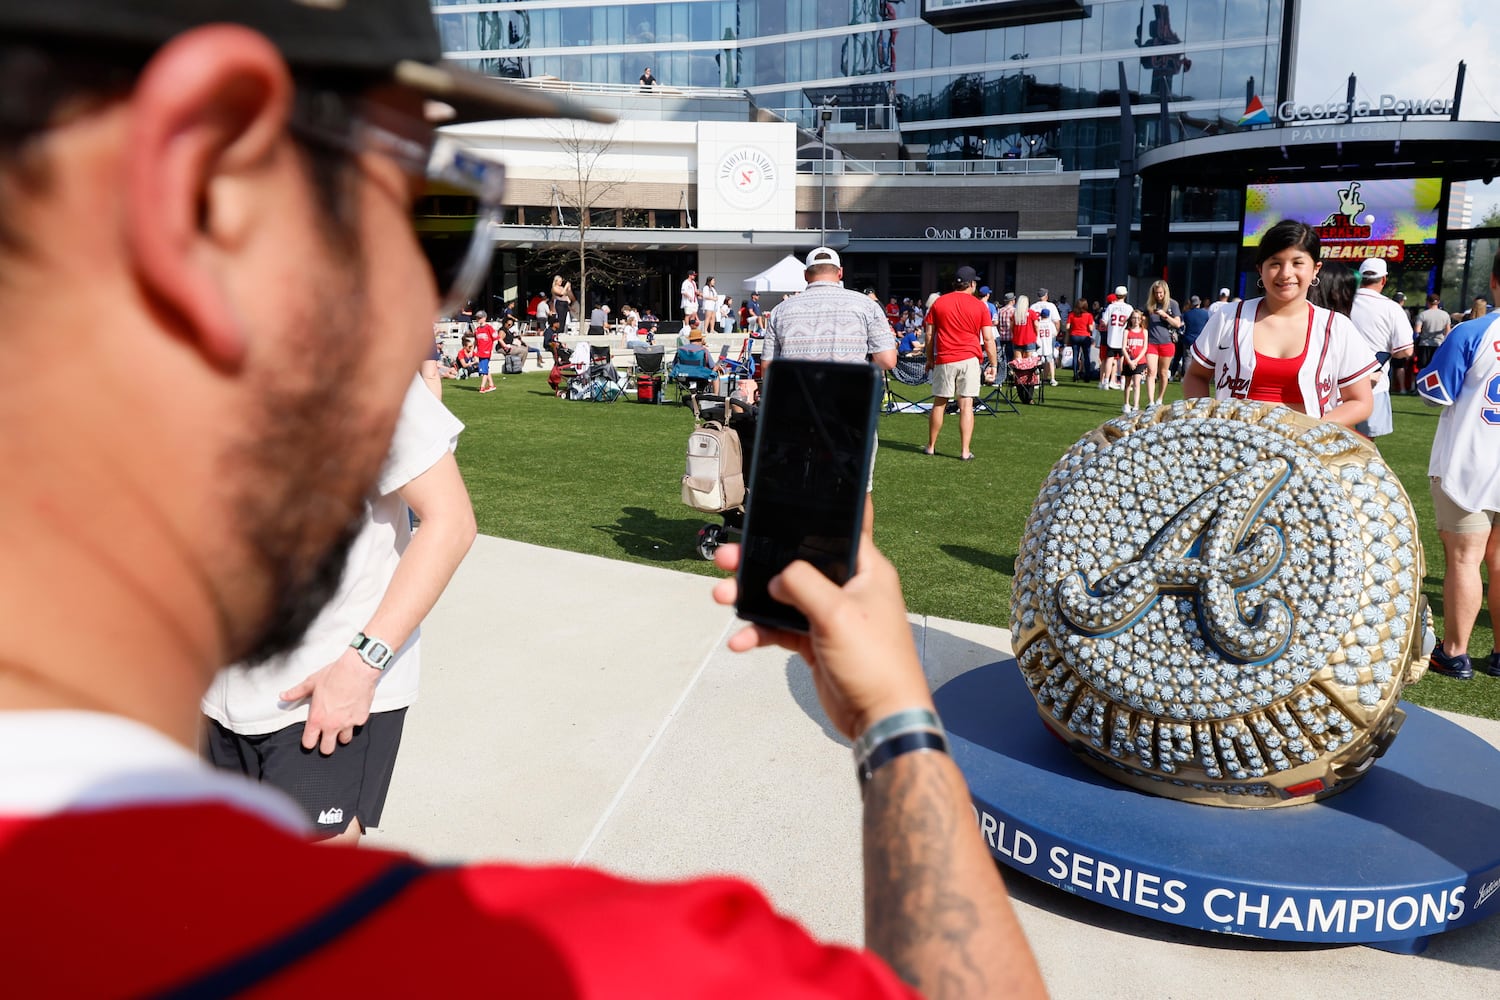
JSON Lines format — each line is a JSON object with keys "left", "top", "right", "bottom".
{"left": 0, "top": 3, "right": 1043, "bottom": 996}
{"left": 923, "top": 266, "right": 998, "bottom": 460}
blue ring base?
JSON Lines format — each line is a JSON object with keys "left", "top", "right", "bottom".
{"left": 934, "top": 662, "right": 1500, "bottom": 951}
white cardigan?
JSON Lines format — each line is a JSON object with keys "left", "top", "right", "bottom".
{"left": 1190, "top": 298, "right": 1378, "bottom": 418}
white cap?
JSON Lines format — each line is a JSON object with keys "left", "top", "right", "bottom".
{"left": 805, "top": 247, "right": 841, "bottom": 268}
{"left": 1219, "top": 287, "right": 1231, "bottom": 297}
{"left": 1114, "top": 285, "right": 1128, "bottom": 297}
{"left": 1358, "top": 258, "right": 1388, "bottom": 279}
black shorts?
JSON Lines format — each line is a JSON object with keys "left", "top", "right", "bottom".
{"left": 1103, "top": 345, "right": 1123, "bottom": 360}
{"left": 204, "top": 709, "right": 407, "bottom": 839}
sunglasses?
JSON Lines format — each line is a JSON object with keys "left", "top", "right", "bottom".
{"left": 290, "top": 88, "right": 506, "bottom": 319}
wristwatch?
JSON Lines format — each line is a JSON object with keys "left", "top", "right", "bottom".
{"left": 349, "top": 632, "right": 394, "bottom": 672}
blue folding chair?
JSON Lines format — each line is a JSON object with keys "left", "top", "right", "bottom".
{"left": 669, "top": 345, "right": 716, "bottom": 404}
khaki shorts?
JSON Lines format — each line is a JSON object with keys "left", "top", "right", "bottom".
{"left": 932, "top": 357, "right": 981, "bottom": 398}
{"left": 1430, "top": 478, "right": 1500, "bottom": 534}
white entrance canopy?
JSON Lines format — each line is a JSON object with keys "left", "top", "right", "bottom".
{"left": 742, "top": 255, "right": 808, "bottom": 293}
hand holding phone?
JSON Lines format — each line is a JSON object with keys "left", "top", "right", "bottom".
{"left": 713, "top": 537, "right": 932, "bottom": 740}
{"left": 735, "top": 360, "right": 882, "bottom": 633}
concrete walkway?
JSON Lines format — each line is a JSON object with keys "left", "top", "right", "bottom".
{"left": 368, "top": 535, "right": 1500, "bottom": 999}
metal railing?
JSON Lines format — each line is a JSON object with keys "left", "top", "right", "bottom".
{"left": 799, "top": 157, "right": 1065, "bottom": 176}
{"left": 766, "top": 105, "right": 899, "bottom": 132}
{"left": 469, "top": 74, "right": 748, "bottom": 102}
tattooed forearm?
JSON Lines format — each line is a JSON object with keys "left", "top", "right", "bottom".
{"left": 863, "top": 751, "right": 985, "bottom": 999}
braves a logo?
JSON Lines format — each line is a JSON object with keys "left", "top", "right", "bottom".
{"left": 1058, "top": 459, "right": 1294, "bottom": 663}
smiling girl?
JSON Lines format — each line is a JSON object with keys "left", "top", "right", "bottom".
{"left": 1183, "top": 220, "right": 1377, "bottom": 428}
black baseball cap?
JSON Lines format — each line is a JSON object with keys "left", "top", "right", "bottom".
{"left": 0, "top": 0, "right": 609, "bottom": 124}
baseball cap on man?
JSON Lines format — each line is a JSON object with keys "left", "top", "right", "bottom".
{"left": 1358, "top": 258, "right": 1389, "bottom": 279}
{"left": 806, "top": 247, "right": 841, "bottom": 268}
{"left": 1115, "top": 285, "right": 1129, "bottom": 297}
{"left": 0, "top": 0, "right": 610, "bottom": 125}
{"left": 955, "top": 266, "right": 980, "bottom": 285}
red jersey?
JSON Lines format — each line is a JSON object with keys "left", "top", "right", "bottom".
{"left": 1123, "top": 325, "right": 1148, "bottom": 363}
{"left": 473, "top": 324, "right": 497, "bottom": 358}
{"left": 927, "top": 290, "right": 991, "bottom": 364}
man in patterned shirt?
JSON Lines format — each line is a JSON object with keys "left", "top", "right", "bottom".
{"left": 762, "top": 247, "right": 896, "bottom": 532}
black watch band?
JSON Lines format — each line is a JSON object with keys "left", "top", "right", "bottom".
{"left": 857, "top": 730, "right": 949, "bottom": 791}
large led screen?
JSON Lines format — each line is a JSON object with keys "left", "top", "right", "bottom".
{"left": 1243, "top": 178, "right": 1441, "bottom": 263}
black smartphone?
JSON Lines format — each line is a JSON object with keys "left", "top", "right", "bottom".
{"left": 736, "top": 359, "right": 882, "bottom": 633}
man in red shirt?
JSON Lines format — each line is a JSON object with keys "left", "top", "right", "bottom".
{"left": 924, "top": 266, "right": 999, "bottom": 460}
{"left": 0, "top": 3, "right": 1045, "bottom": 998}
{"left": 472, "top": 311, "right": 498, "bottom": 394}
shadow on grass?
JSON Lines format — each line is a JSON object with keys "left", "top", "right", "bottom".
{"left": 940, "top": 544, "right": 1016, "bottom": 578}
{"left": 594, "top": 505, "right": 714, "bottom": 563}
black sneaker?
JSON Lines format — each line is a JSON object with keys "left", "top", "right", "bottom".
{"left": 1429, "top": 645, "right": 1474, "bottom": 680}
{"left": 1482, "top": 652, "right": 1500, "bottom": 679}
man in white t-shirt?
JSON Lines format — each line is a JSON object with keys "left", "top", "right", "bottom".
{"left": 1207, "top": 287, "right": 1233, "bottom": 318}
{"left": 1099, "top": 286, "right": 1133, "bottom": 390}
{"left": 680, "top": 269, "right": 699, "bottom": 320}
{"left": 1348, "top": 257, "right": 1414, "bottom": 437}
{"left": 202, "top": 377, "right": 476, "bottom": 842}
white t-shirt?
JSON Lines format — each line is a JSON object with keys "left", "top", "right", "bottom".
{"left": 1349, "top": 288, "right": 1414, "bottom": 394}
{"left": 201, "top": 377, "right": 464, "bottom": 735}
{"left": 680, "top": 278, "right": 698, "bottom": 313}
{"left": 1101, "top": 301, "right": 1133, "bottom": 349}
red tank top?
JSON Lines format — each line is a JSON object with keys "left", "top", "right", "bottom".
{"left": 1247, "top": 311, "right": 1311, "bottom": 408}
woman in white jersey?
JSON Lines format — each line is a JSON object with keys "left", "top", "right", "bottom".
{"left": 1184, "top": 220, "right": 1376, "bottom": 429}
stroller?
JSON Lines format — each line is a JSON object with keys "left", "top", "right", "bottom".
{"left": 682, "top": 393, "right": 758, "bottom": 560}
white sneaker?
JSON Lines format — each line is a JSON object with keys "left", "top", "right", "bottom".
{"left": 1049, "top": 379, "right": 1058, "bottom": 387}
{"left": 1122, "top": 403, "right": 1134, "bottom": 414}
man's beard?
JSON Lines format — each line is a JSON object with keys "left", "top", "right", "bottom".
{"left": 224, "top": 328, "right": 399, "bottom": 667}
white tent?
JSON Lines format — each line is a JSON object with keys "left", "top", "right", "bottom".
{"left": 742, "top": 255, "right": 808, "bottom": 293}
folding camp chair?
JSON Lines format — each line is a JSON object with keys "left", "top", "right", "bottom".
{"left": 565, "top": 345, "right": 624, "bottom": 402}
{"left": 883, "top": 355, "right": 933, "bottom": 414}
{"left": 631, "top": 347, "right": 666, "bottom": 404}
{"left": 975, "top": 359, "right": 1022, "bottom": 415}
{"left": 669, "top": 345, "right": 716, "bottom": 404}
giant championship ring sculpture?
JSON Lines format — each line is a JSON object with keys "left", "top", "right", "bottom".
{"left": 1012, "top": 399, "right": 1430, "bottom": 808}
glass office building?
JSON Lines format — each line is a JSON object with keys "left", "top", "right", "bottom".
{"left": 432, "top": 0, "right": 1296, "bottom": 296}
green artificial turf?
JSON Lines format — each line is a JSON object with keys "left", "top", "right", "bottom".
{"left": 444, "top": 370, "right": 1500, "bottom": 720}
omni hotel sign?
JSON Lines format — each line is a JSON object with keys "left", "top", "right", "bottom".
{"left": 839, "top": 211, "right": 1022, "bottom": 241}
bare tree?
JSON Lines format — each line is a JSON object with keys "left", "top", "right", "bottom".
{"left": 544, "top": 122, "right": 656, "bottom": 322}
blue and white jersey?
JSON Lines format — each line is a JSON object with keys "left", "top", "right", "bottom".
{"left": 1420, "top": 311, "right": 1500, "bottom": 513}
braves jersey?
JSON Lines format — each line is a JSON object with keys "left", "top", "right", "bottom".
{"left": 1191, "top": 299, "right": 1378, "bottom": 418}
{"left": 1420, "top": 311, "right": 1500, "bottom": 513}
{"left": 1101, "top": 301, "right": 1132, "bottom": 349}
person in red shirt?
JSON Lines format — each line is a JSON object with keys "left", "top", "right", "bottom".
{"left": 1009, "top": 294, "right": 1037, "bottom": 355}
{"left": 0, "top": 5, "right": 1047, "bottom": 999}
{"left": 472, "top": 311, "right": 498, "bottom": 394}
{"left": 923, "top": 266, "right": 998, "bottom": 460}
{"left": 1066, "top": 298, "right": 1097, "bottom": 380}
{"left": 1121, "top": 309, "right": 1149, "bottom": 413}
